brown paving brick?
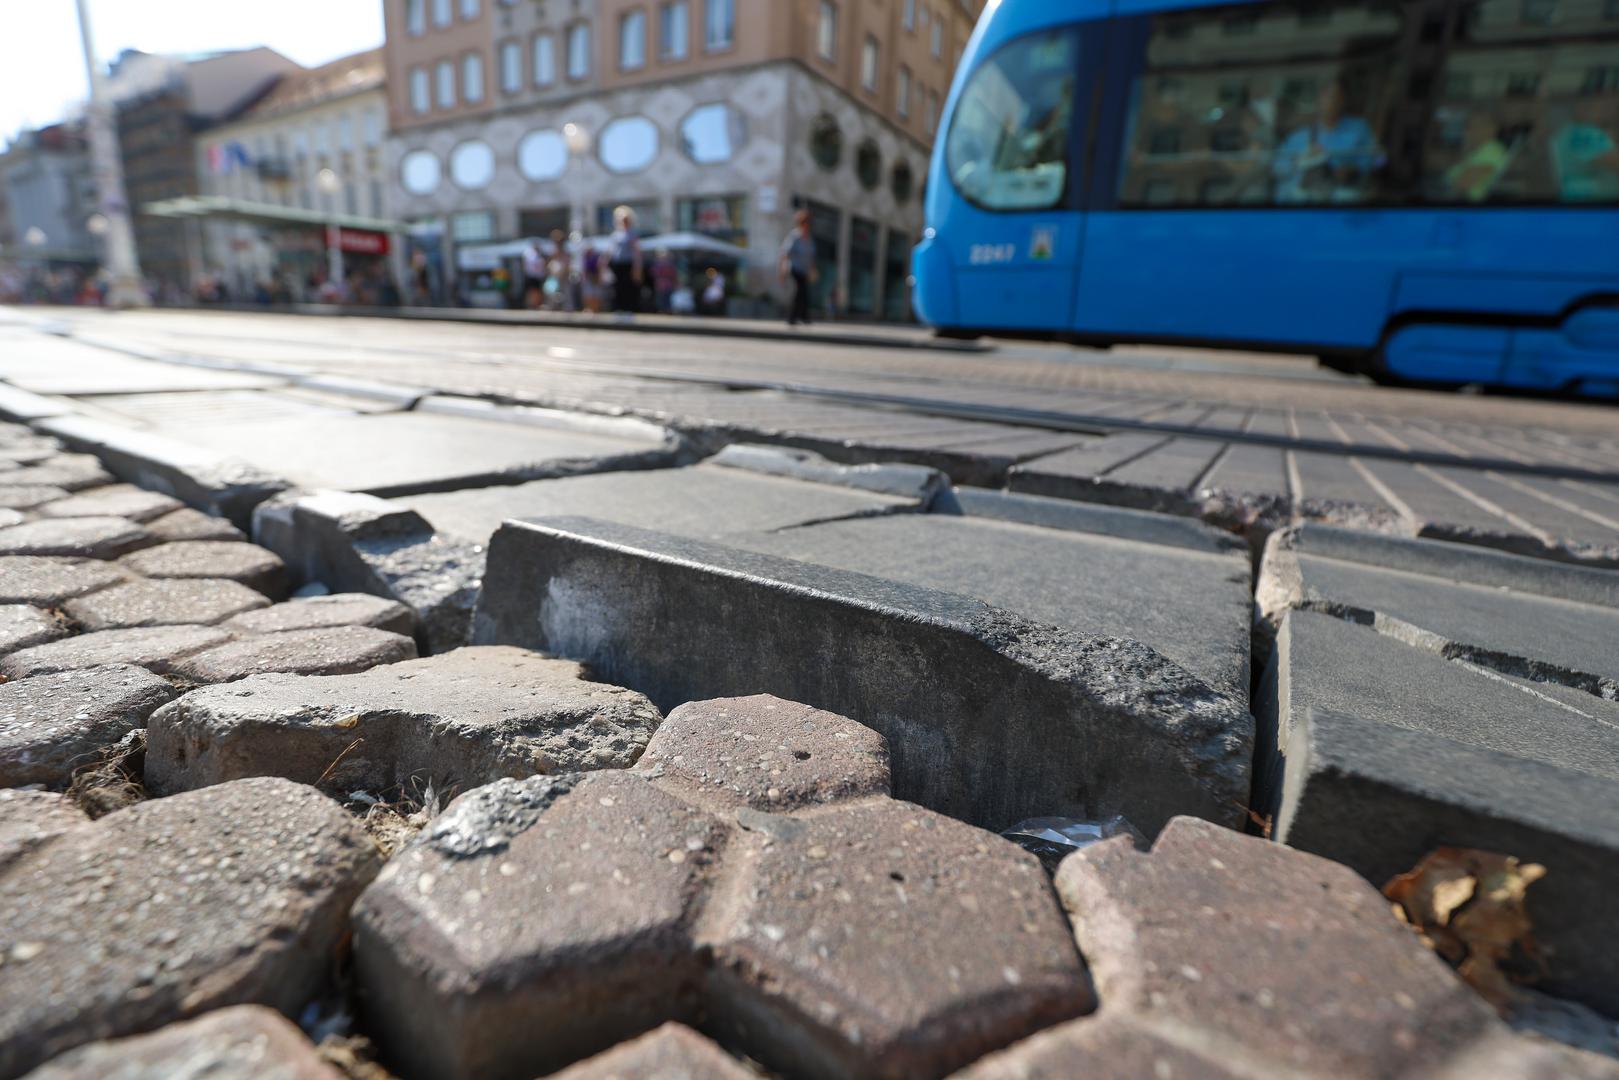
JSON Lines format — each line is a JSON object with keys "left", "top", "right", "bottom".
{"left": 0, "top": 624, "right": 234, "bottom": 679}
{"left": 544, "top": 1024, "right": 755, "bottom": 1080}
{"left": 23, "top": 1005, "right": 342, "bottom": 1080}
{"left": 118, "top": 540, "right": 290, "bottom": 598}
{"left": 0, "top": 516, "right": 151, "bottom": 559}
{"left": 62, "top": 577, "right": 269, "bottom": 631}
{"left": 0, "top": 556, "right": 127, "bottom": 606}
{"left": 0, "top": 664, "right": 177, "bottom": 787}
{"left": 35, "top": 484, "right": 183, "bottom": 523}
{"left": 1054, "top": 817, "right": 1499, "bottom": 1078}
{"left": 173, "top": 625, "right": 418, "bottom": 684}
{"left": 0, "top": 604, "right": 67, "bottom": 657}
{"left": 223, "top": 593, "right": 415, "bottom": 637}
{"left": 0, "top": 778, "right": 378, "bottom": 1077}
{"left": 635, "top": 694, "right": 890, "bottom": 812}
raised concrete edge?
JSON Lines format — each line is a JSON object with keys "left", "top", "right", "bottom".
{"left": 470, "top": 514, "right": 1252, "bottom": 836}
{"left": 706, "top": 443, "right": 949, "bottom": 505}
{"left": 940, "top": 486, "right": 1249, "bottom": 556}
{"left": 0, "top": 385, "right": 77, "bottom": 423}
{"left": 29, "top": 415, "right": 290, "bottom": 530}
{"left": 415, "top": 394, "right": 687, "bottom": 449}
{"left": 1288, "top": 522, "right": 1619, "bottom": 610}
{"left": 292, "top": 374, "right": 429, "bottom": 409}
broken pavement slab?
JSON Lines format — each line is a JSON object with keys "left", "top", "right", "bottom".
{"left": 1258, "top": 608, "right": 1619, "bottom": 1014}
{"left": 21, "top": 1006, "right": 342, "bottom": 1080}
{"left": 254, "top": 490, "right": 482, "bottom": 653}
{"left": 396, "top": 443, "right": 942, "bottom": 546}
{"left": 353, "top": 695, "right": 1089, "bottom": 1080}
{"left": 144, "top": 645, "right": 662, "bottom": 797}
{"left": 0, "top": 664, "right": 177, "bottom": 788}
{"left": 473, "top": 516, "right": 1251, "bottom": 834}
{"left": 0, "top": 777, "right": 379, "bottom": 1078}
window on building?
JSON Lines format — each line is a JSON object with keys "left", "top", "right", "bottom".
{"left": 533, "top": 33, "right": 556, "bottom": 85}
{"left": 927, "top": 90, "right": 940, "bottom": 133}
{"left": 861, "top": 36, "right": 879, "bottom": 90}
{"left": 432, "top": 0, "right": 451, "bottom": 27}
{"left": 365, "top": 109, "right": 383, "bottom": 146}
{"left": 463, "top": 53, "right": 485, "bottom": 102}
{"left": 819, "top": 2, "right": 838, "bottom": 61}
{"left": 369, "top": 178, "right": 384, "bottom": 217}
{"left": 897, "top": 66, "right": 913, "bottom": 116}
{"left": 436, "top": 59, "right": 456, "bottom": 108}
{"left": 409, "top": 67, "right": 430, "bottom": 113}
{"left": 460, "top": 0, "right": 480, "bottom": 17}
{"left": 407, "top": 0, "right": 426, "bottom": 35}
{"left": 662, "top": 1, "right": 690, "bottom": 59}
{"left": 621, "top": 10, "right": 648, "bottom": 70}
{"left": 931, "top": 16, "right": 943, "bottom": 57}
{"left": 314, "top": 122, "right": 330, "bottom": 155}
{"left": 338, "top": 116, "right": 354, "bottom": 151}
{"left": 567, "top": 23, "right": 591, "bottom": 79}
{"left": 904, "top": 0, "right": 916, "bottom": 31}
{"left": 450, "top": 210, "right": 495, "bottom": 242}
{"left": 500, "top": 40, "right": 522, "bottom": 91}
{"left": 706, "top": 0, "right": 735, "bottom": 50}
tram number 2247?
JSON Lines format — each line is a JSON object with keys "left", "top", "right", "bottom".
{"left": 968, "top": 243, "right": 1017, "bottom": 266}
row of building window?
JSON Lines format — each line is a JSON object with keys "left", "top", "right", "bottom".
{"left": 900, "top": 0, "right": 956, "bottom": 56}
{"left": 405, "top": 0, "right": 481, "bottom": 37}
{"left": 408, "top": 55, "right": 489, "bottom": 113}
{"left": 613, "top": 0, "right": 736, "bottom": 70}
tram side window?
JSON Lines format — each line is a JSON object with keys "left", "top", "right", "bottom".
{"left": 1116, "top": 1, "right": 1407, "bottom": 208}
{"left": 1427, "top": 0, "right": 1619, "bottom": 204}
{"left": 944, "top": 29, "right": 1081, "bottom": 211}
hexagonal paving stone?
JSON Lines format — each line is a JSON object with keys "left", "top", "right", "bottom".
{"left": 0, "top": 625, "right": 234, "bottom": 680}
{"left": 0, "top": 777, "right": 379, "bottom": 1078}
{"left": 62, "top": 577, "right": 269, "bottom": 631}
{"left": 353, "top": 695, "right": 1089, "bottom": 1080}
{"left": 118, "top": 540, "right": 290, "bottom": 598}
{"left": 145, "top": 646, "right": 661, "bottom": 797}
{"left": 0, "top": 486, "right": 69, "bottom": 511}
{"left": 0, "top": 516, "right": 150, "bottom": 559}
{"left": 223, "top": 593, "right": 416, "bottom": 637}
{"left": 0, "top": 789, "right": 86, "bottom": 869}
{"left": 356, "top": 772, "right": 724, "bottom": 1080}
{"left": 0, "top": 664, "right": 177, "bottom": 787}
{"left": 0, "top": 454, "right": 115, "bottom": 492}
{"left": 35, "top": 484, "right": 184, "bottom": 523}
{"left": 545, "top": 1024, "right": 755, "bottom": 1080}
{"left": 634, "top": 694, "right": 890, "bottom": 812}
{"left": 173, "top": 625, "right": 419, "bottom": 684}
{"left": 0, "top": 555, "right": 126, "bottom": 606}
{"left": 22, "top": 1005, "right": 341, "bottom": 1080}
{"left": 706, "top": 798, "right": 1088, "bottom": 1079}
{"left": 1053, "top": 817, "right": 1502, "bottom": 1079}
{"left": 0, "top": 604, "right": 67, "bottom": 657}
{"left": 143, "top": 506, "right": 246, "bottom": 542}
{"left": 952, "top": 1013, "right": 1245, "bottom": 1079}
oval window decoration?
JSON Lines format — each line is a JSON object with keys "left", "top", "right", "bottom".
{"left": 891, "top": 159, "right": 915, "bottom": 204}
{"left": 518, "top": 129, "right": 568, "bottom": 181}
{"left": 449, "top": 140, "right": 496, "bottom": 190}
{"left": 856, "top": 139, "right": 882, "bottom": 191}
{"left": 599, "top": 116, "right": 660, "bottom": 175}
{"left": 399, "top": 149, "right": 441, "bottom": 196}
{"left": 809, "top": 113, "right": 842, "bottom": 172}
{"left": 680, "top": 103, "right": 746, "bottom": 165}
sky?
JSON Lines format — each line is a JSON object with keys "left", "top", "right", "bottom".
{"left": 0, "top": 0, "right": 385, "bottom": 143}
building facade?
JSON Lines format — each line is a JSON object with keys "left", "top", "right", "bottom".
{"left": 115, "top": 47, "right": 301, "bottom": 291}
{"left": 196, "top": 50, "right": 391, "bottom": 299}
{"left": 0, "top": 124, "right": 97, "bottom": 265}
{"left": 381, "top": 0, "right": 981, "bottom": 317}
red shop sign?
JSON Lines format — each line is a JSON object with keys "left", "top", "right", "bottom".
{"left": 329, "top": 228, "right": 389, "bottom": 256}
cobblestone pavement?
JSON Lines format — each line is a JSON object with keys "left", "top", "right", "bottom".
{"left": 1, "top": 306, "right": 1618, "bottom": 1078}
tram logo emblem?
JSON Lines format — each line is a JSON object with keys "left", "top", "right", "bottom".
{"left": 1029, "top": 227, "right": 1056, "bottom": 261}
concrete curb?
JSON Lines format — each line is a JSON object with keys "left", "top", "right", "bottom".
{"left": 940, "top": 486, "right": 1248, "bottom": 555}
{"left": 707, "top": 443, "right": 949, "bottom": 504}
{"left": 470, "top": 515, "right": 1252, "bottom": 836}
{"left": 0, "top": 385, "right": 76, "bottom": 423}
{"left": 29, "top": 415, "right": 289, "bottom": 530}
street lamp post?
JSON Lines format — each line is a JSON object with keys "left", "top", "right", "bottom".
{"left": 316, "top": 167, "right": 344, "bottom": 299}
{"left": 74, "top": 0, "right": 148, "bottom": 308}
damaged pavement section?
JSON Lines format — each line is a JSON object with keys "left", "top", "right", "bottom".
{"left": 471, "top": 516, "right": 1251, "bottom": 835}
{"left": 1256, "top": 522, "right": 1619, "bottom": 1014}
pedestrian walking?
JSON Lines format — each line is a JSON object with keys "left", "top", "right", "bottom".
{"left": 778, "top": 209, "right": 816, "bottom": 326}
{"left": 608, "top": 206, "right": 643, "bottom": 315}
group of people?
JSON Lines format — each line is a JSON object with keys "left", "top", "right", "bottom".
{"left": 513, "top": 208, "right": 729, "bottom": 317}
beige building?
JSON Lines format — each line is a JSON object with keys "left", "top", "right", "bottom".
{"left": 194, "top": 50, "right": 391, "bottom": 298}
{"left": 381, "top": 0, "right": 981, "bottom": 318}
